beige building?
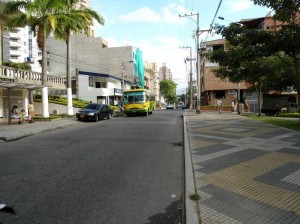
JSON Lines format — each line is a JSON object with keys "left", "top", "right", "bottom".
{"left": 159, "top": 63, "right": 172, "bottom": 81}
{"left": 144, "top": 61, "right": 159, "bottom": 103}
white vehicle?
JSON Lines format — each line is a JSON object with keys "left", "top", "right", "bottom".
{"left": 166, "top": 104, "right": 174, "bottom": 109}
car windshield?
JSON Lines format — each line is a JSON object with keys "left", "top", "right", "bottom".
{"left": 123, "top": 92, "right": 145, "bottom": 104}
{"left": 85, "top": 104, "right": 101, "bottom": 110}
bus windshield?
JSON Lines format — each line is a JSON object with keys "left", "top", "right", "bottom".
{"left": 123, "top": 91, "right": 145, "bottom": 104}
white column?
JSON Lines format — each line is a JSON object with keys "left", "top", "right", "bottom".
{"left": 42, "top": 87, "right": 49, "bottom": 117}
{"left": 67, "top": 88, "right": 74, "bottom": 115}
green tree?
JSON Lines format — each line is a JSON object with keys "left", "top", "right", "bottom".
{"left": 3, "top": 61, "right": 31, "bottom": 71}
{"left": 159, "top": 80, "right": 177, "bottom": 103}
{"left": 251, "top": 0, "right": 300, "bottom": 120}
{"left": 4, "top": 0, "right": 62, "bottom": 118}
{"left": 53, "top": 0, "right": 104, "bottom": 115}
{"left": 206, "top": 24, "right": 293, "bottom": 115}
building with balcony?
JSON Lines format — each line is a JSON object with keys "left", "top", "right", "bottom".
{"left": 2, "top": 26, "right": 42, "bottom": 72}
{"left": 159, "top": 63, "right": 173, "bottom": 81}
{"left": 144, "top": 61, "right": 159, "bottom": 103}
{"left": 200, "top": 39, "right": 248, "bottom": 107}
{"left": 200, "top": 12, "right": 300, "bottom": 111}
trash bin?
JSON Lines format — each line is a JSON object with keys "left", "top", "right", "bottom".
{"left": 238, "top": 103, "right": 244, "bottom": 114}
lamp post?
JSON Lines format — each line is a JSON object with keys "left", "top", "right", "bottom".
{"left": 218, "top": 16, "right": 244, "bottom": 26}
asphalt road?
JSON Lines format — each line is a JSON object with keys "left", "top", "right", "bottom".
{"left": 0, "top": 109, "right": 184, "bottom": 224}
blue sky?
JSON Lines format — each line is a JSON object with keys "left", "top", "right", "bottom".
{"left": 90, "top": 0, "right": 271, "bottom": 94}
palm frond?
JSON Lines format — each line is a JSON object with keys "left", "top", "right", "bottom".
{"left": 3, "top": 0, "right": 29, "bottom": 15}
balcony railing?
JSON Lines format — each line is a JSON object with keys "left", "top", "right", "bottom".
{"left": 0, "top": 65, "right": 66, "bottom": 89}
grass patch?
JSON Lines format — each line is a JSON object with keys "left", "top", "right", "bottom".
{"left": 34, "top": 114, "right": 75, "bottom": 121}
{"left": 189, "top": 193, "right": 201, "bottom": 201}
{"left": 244, "top": 114, "right": 300, "bottom": 132}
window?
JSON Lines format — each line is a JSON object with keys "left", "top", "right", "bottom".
{"left": 214, "top": 91, "right": 225, "bottom": 99}
{"left": 89, "top": 77, "right": 94, "bottom": 87}
{"left": 95, "top": 82, "right": 107, "bottom": 88}
{"left": 213, "top": 45, "right": 223, "bottom": 51}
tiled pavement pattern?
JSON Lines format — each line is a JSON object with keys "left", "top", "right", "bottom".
{"left": 185, "top": 112, "right": 300, "bottom": 224}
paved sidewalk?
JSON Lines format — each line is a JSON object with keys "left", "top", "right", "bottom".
{"left": 185, "top": 111, "right": 300, "bottom": 224}
{"left": 0, "top": 118, "right": 79, "bottom": 142}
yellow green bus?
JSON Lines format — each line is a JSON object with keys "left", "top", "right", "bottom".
{"left": 123, "top": 87, "right": 156, "bottom": 116}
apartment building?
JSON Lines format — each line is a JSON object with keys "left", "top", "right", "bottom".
{"left": 75, "top": 0, "right": 97, "bottom": 38}
{"left": 144, "top": 60, "right": 159, "bottom": 103}
{"left": 200, "top": 39, "right": 248, "bottom": 107}
{"left": 200, "top": 12, "right": 300, "bottom": 110}
{"left": 2, "top": 26, "right": 42, "bottom": 72}
{"left": 159, "top": 63, "right": 173, "bottom": 81}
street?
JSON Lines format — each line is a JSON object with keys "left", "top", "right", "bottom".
{"left": 0, "top": 109, "right": 184, "bottom": 224}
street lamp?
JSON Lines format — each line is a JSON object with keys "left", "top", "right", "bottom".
{"left": 218, "top": 16, "right": 244, "bottom": 27}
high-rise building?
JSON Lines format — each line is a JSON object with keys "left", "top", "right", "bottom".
{"left": 159, "top": 63, "right": 172, "bottom": 81}
{"left": 2, "top": 26, "right": 42, "bottom": 72}
{"left": 75, "top": 0, "right": 96, "bottom": 37}
{"left": 144, "top": 61, "right": 159, "bottom": 103}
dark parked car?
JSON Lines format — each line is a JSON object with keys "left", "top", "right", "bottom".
{"left": 76, "top": 103, "right": 113, "bottom": 122}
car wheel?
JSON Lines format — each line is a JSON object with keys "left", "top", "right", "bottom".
{"left": 107, "top": 113, "right": 112, "bottom": 119}
{"left": 77, "top": 117, "right": 81, "bottom": 121}
{"left": 94, "top": 115, "right": 99, "bottom": 122}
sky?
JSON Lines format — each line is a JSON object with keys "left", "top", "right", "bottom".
{"left": 90, "top": 0, "right": 271, "bottom": 94}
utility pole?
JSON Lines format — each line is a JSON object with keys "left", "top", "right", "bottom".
{"left": 121, "top": 60, "right": 134, "bottom": 98}
{"left": 179, "top": 13, "right": 200, "bottom": 112}
{"left": 180, "top": 46, "right": 195, "bottom": 110}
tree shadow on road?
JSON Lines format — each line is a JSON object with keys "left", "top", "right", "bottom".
{"left": 145, "top": 198, "right": 182, "bottom": 224}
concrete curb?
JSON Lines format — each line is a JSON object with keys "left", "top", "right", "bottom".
{"left": 184, "top": 115, "right": 201, "bottom": 224}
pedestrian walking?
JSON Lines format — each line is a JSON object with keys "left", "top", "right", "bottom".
{"left": 28, "top": 101, "right": 35, "bottom": 123}
{"left": 231, "top": 100, "right": 235, "bottom": 112}
{"left": 217, "top": 99, "right": 222, "bottom": 114}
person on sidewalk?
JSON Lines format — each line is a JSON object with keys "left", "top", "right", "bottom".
{"left": 19, "top": 109, "right": 26, "bottom": 124}
{"left": 11, "top": 105, "right": 22, "bottom": 123}
{"left": 231, "top": 100, "right": 235, "bottom": 112}
{"left": 28, "top": 102, "right": 35, "bottom": 123}
{"left": 217, "top": 99, "right": 222, "bottom": 114}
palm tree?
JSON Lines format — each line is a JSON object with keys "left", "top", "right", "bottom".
{"left": 4, "top": 0, "right": 62, "bottom": 118}
{"left": 53, "top": 0, "right": 104, "bottom": 115}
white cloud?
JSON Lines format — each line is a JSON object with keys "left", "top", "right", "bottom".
{"left": 226, "top": 0, "right": 254, "bottom": 12}
{"left": 137, "top": 36, "right": 190, "bottom": 93}
{"left": 119, "top": 4, "right": 186, "bottom": 25}
{"left": 119, "top": 7, "right": 161, "bottom": 22}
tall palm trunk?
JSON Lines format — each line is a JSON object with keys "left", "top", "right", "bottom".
{"left": 42, "top": 27, "right": 49, "bottom": 118}
{"left": 66, "top": 29, "right": 74, "bottom": 115}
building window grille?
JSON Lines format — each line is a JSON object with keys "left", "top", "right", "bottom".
{"left": 95, "top": 82, "right": 107, "bottom": 88}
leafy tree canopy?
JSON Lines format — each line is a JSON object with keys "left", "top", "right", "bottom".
{"left": 251, "top": 0, "right": 300, "bottom": 23}
{"left": 207, "top": 24, "right": 294, "bottom": 92}
{"left": 159, "top": 80, "right": 177, "bottom": 103}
